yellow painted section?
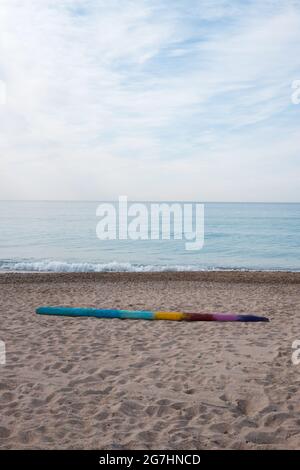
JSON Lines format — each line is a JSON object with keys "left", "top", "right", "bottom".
{"left": 155, "top": 311, "right": 184, "bottom": 321}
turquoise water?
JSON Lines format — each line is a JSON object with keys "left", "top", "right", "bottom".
{"left": 0, "top": 201, "right": 299, "bottom": 272}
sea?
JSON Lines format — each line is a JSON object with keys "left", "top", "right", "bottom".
{"left": 0, "top": 201, "right": 299, "bottom": 272}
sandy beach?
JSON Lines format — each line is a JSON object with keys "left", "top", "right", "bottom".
{"left": 0, "top": 271, "right": 300, "bottom": 450}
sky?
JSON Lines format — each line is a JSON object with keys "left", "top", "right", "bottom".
{"left": 0, "top": 0, "right": 299, "bottom": 202}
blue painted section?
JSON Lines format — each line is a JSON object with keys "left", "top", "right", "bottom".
{"left": 237, "top": 315, "right": 269, "bottom": 322}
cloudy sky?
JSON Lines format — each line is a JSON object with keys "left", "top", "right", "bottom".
{"left": 0, "top": 0, "right": 299, "bottom": 201}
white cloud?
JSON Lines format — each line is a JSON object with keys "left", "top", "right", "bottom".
{"left": 0, "top": 0, "right": 299, "bottom": 201}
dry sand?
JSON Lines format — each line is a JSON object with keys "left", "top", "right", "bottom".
{"left": 0, "top": 271, "right": 300, "bottom": 450}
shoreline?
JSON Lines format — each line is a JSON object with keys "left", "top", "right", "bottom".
{"left": 1, "top": 270, "right": 300, "bottom": 285}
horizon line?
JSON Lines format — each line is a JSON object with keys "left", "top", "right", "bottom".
{"left": 0, "top": 200, "right": 300, "bottom": 204}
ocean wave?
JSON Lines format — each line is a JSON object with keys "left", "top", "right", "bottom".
{"left": 0, "top": 260, "right": 206, "bottom": 273}
{"left": 0, "top": 260, "right": 297, "bottom": 273}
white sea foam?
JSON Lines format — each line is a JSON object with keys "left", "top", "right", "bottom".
{"left": 0, "top": 260, "right": 296, "bottom": 273}
{"left": 0, "top": 260, "right": 203, "bottom": 273}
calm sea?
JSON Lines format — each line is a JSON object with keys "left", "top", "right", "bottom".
{"left": 0, "top": 201, "right": 299, "bottom": 272}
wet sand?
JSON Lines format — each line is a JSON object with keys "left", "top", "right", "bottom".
{"left": 0, "top": 271, "right": 300, "bottom": 449}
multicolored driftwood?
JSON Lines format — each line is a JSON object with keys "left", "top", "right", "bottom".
{"left": 36, "top": 306, "right": 269, "bottom": 322}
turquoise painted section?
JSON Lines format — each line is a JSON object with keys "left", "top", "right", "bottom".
{"left": 36, "top": 306, "right": 120, "bottom": 318}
